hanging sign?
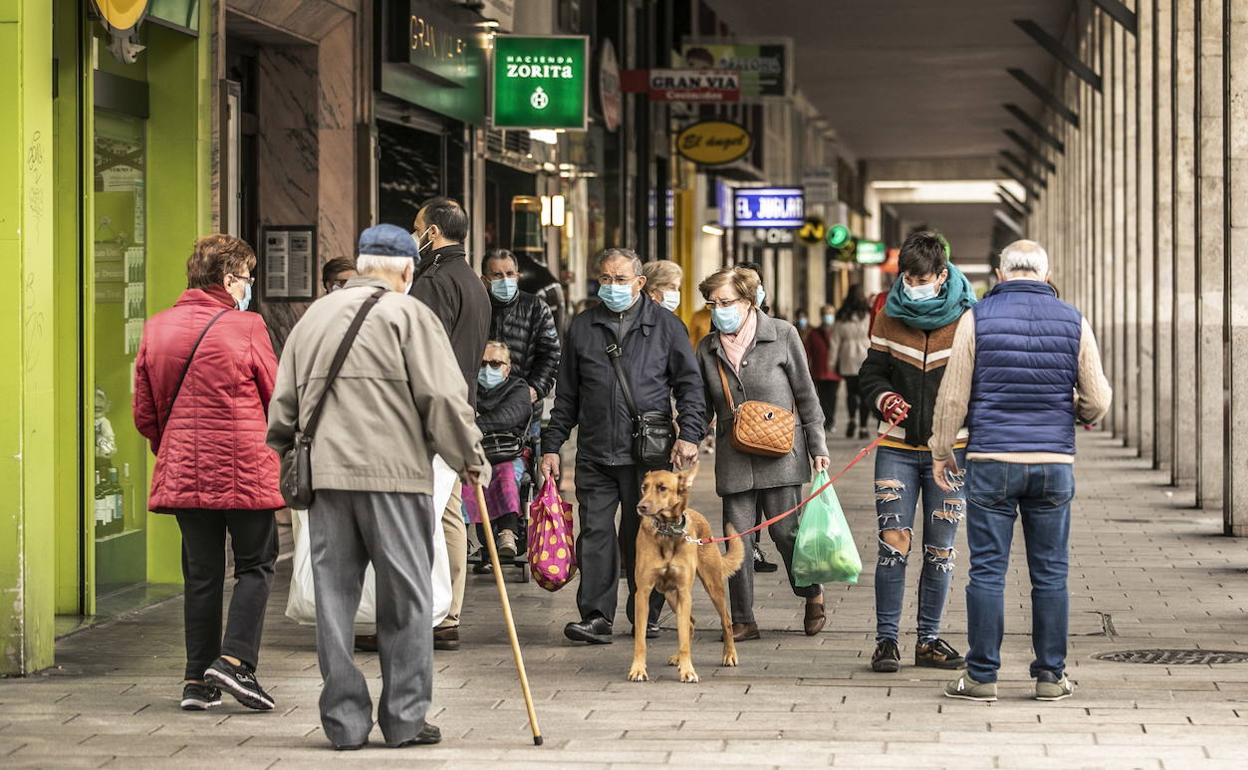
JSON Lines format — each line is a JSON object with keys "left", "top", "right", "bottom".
{"left": 493, "top": 35, "right": 589, "bottom": 130}
{"left": 647, "top": 68, "right": 740, "bottom": 102}
{"left": 798, "top": 217, "right": 826, "bottom": 244}
{"left": 679, "top": 40, "right": 792, "bottom": 98}
{"left": 598, "top": 39, "right": 622, "bottom": 132}
{"left": 856, "top": 240, "right": 887, "bottom": 265}
{"left": 675, "top": 120, "right": 752, "bottom": 166}
{"left": 733, "top": 187, "right": 805, "bottom": 229}
{"left": 92, "top": 0, "right": 150, "bottom": 63}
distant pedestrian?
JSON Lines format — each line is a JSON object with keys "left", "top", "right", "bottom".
{"left": 804, "top": 304, "right": 840, "bottom": 432}
{"left": 858, "top": 230, "right": 977, "bottom": 674}
{"left": 133, "top": 234, "right": 283, "bottom": 713}
{"left": 411, "top": 196, "right": 491, "bottom": 652}
{"left": 932, "top": 239, "right": 1110, "bottom": 703}
{"left": 541, "top": 247, "right": 706, "bottom": 645}
{"left": 696, "top": 267, "right": 830, "bottom": 642}
{"left": 321, "top": 257, "right": 358, "bottom": 294}
{"left": 830, "top": 285, "right": 872, "bottom": 439}
{"left": 795, "top": 308, "right": 811, "bottom": 337}
{"left": 481, "top": 247, "right": 560, "bottom": 425}
{"left": 267, "top": 224, "right": 488, "bottom": 749}
{"left": 642, "top": 259, "right": 684, "bottom": 314}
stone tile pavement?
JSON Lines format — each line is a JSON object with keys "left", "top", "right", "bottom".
{"left": 2, "top": 432, "right": 1246, "bottom": 768}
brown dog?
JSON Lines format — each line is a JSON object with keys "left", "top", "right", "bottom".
{"left": 628, "top": 466, "right": 745, "bottom": 683}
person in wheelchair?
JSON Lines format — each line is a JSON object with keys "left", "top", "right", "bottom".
{"left": 463, "top": 341, "right": 532, "bottom": 560}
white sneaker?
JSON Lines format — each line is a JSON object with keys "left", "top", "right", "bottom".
{"left": 496, "top": 529, "right": 518, "bottom": 559}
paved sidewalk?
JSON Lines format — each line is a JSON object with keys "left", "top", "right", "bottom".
{"left": 2, "top": 432, "right": 1246, "bottom": 768}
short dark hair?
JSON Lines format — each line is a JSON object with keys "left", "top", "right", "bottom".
{"left": 186, "top": 234, "right": 256, "bottom": 289}
{"left": 321, "top": 257, "right": 356, "bottom": 289}
{"left": 898, "top": 230, "right": 948, "bottom": 277}
{"left": 418, "top": 196, "right": 468, "bottom": 243}
{"left": 482, "top": 248, "right": 518, "bottom": 274}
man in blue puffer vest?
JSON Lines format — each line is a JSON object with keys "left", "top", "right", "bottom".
{"left": 928, "top": 240, "right": 1111, "bottom": 703}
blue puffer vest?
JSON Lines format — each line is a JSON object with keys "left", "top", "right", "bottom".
{"left": 966, "top": 280, "right": 1082, "bottom": 455}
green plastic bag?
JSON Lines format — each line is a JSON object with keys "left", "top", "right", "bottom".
{"left": 791, "top": 471, "right": 862, "bottom": 587}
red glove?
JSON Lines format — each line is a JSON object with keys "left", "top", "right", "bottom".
{"left": 879, "top": 392, "right": 911, "bottom": 424}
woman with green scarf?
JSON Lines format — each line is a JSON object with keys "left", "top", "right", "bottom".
{"left": 857, "top": 230, "right": 977, "bottom": 675}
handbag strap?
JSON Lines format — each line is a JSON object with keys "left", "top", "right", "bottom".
{"left": 716, "top": 359, "right": 739, "bottom": 412}
{"left": 160, "top": 308, "right": 231, "bottom": 434}
{"left": 304, "top": 288, "right": 386, "bottom": 439}
{"left": 605, "top": 338, "right": 641, "bottom": 420}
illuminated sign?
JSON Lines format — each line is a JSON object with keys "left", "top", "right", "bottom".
{"left": 493, "top": 35, "right": 589, "bottom": 130}
{"left": 676, "top": 120, "right": 752, "bottom": 166}
{"left": 826, "top": 224, "right": 851, "bottom": 248}
{"left": 856, "top": 240, "right": 887, "bottom": 265}
{"left": 732, "top": 187, "right": 805, "bottom": 229}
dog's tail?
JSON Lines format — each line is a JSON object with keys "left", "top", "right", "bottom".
{"left": 720, "top": 524, "right": 746, "bottom": 577}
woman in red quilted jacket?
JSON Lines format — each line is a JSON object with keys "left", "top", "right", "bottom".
{"left": 133, "top": 234, "right": 284, "bottom": 713}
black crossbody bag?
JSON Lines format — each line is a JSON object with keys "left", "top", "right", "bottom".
{"left": 281, "top": 289, "right": 386, "bottom": 509}
{"left": 605, "top": 339, "right": 676, "bottom": 468}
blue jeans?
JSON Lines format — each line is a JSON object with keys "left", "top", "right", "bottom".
{"left": 873, "top": 446, "right": 967, "bottom": 644}
{"left": 964, "top": 460, "right": 1074, "bottom": 683}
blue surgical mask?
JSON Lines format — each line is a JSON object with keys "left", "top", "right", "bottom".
{"left": 238, "top": 282, "right": 252, "bottom": 312}
{"left": 598, "top": 283, "right": 636, "bottom": 313}
{"left": 755, "top": 286, "right": 766, "bottom": 307}
{"left": 490, "top": 277, "right": 519, "bottom": 302}
{"left": 660, "top": 290, "right": 681, "bottom": 312}
{"left": 822, "top": 313, "right": 835, "bottom": 326}
{"left": 712, "top": 304, "right": 744, "bottom": 334}
{"left": 477, "top": 364, "right": 506, "bottom": 390}
{"left": 903, "top": 277, "right": 941, "bottom": 302}
{"left": 797, "top": 317, "right": 809, "bottom": 330}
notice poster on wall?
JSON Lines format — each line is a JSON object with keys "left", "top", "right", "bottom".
{"left": 263, "top": 226, "right": 316, "bottom": 301}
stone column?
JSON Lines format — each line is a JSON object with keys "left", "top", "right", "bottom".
{"left": 1124, "top": 21, "right": 1141, "bottom": 451}
{"left": 1225, "top": 0, "right": 1247, "bottom": 534}
{"left": 1172, "top": 0, "right": 1199, "bottom": 486}
{"left": 1155, "top": 0, "right": 1176, "bottom": 470}
{"left": 1139, "top": 0, "right": 1158, "bottom": 463}
{"left": 1196, "top": 0, "right": 1226, "bottom": 509}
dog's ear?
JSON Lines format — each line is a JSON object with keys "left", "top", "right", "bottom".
{"left": 677, "top": 463, "right": 699, "bottom": 494}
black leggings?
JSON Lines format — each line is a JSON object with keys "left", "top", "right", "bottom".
{"left": 816, "top": 380, "right": 841, "bottom": 427}
{"left": 842, "top": 375, "right": 871, "bottom": 427}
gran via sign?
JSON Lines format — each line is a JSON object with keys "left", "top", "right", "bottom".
{"left": 493, "top": 35, "right": 589, "bottom": 130}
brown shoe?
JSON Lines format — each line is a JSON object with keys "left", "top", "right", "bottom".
{"left": 803, "top": 600, "right": 826, "bottom": 636}
{"left": 433, "top": 626, "right": 460, "bottom": 651}
{"left": 354, "top": 634, "right": 378, "bottom": 653}
{"left": 722, "top": 622, "right": 760, "bottom": 642}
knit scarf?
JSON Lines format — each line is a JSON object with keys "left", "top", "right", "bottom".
{"left": 884, "top": 263, "right": 977, "bottom": 331}
{"left": 720, "top": 307, "right": 758, "bottom": 373}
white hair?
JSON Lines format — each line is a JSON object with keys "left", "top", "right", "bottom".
{"left": 998, "top": 240, "right": 1050, "bottom": 277}
{"left": 356, "top": 254, "right": 413, "bottom": 277}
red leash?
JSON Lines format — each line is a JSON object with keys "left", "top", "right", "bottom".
{"left": 696, "top": 417, "right": 902, "bottom": 546}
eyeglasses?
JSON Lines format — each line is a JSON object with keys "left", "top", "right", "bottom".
{"left": 705, "top": 297, "right": 744, "bottom": 309}
{"left": 481, "top": 360, "right": 509, "bottom": 368}
{"left": 229, "top": 273, "right": 256, "bottom": 286}
{"left": 597, "top": 274, "right": 636, "bottom": 286}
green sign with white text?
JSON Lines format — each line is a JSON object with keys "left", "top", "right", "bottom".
{"left": 493, "top": 35, "right": 588, "bottom": 130}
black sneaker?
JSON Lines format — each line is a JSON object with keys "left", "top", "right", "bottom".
{"left": 915, "top": 638, "right": 966, "bottom": 669}
{"left": 180, "top": 682, "right": 222, "bottom": 711}
{"left": 871, "top": 639, "right": 902, "bottom": 673}
{"left": 394, "top": 722, "right": 442, "bottom": 747}
{"left": 753, "top": 545, "right": 779, "bottom": 573}
{"left": 205, "top": 658, "right": 275, "bottom": 711}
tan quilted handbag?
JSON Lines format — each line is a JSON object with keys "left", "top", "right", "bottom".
{"left": 717, "top": 360, "right": 796, "bottom": 458}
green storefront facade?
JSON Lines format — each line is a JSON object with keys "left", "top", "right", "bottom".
{"left": 2, "top": 0, "right": 212, "bottom": 675}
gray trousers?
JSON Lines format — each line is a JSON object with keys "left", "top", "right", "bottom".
{"left": 308, "top": 489, "right": 435, "bottom": 747}
{"left": 722, "top": 485, "right": 822, "bottom": 625}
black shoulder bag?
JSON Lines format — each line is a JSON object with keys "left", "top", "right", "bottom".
{"left": 281, "top": 289, "right": 386, "bottom": 509}
{"left": 605, "top": 339, "right": 676, "bottom": 468}
{"left": 157, "top": 309, "right": 231, "bottom": 438}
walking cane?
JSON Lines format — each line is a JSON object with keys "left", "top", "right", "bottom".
{"left": 473, "top": 483, "right": 544, "bottom": 746}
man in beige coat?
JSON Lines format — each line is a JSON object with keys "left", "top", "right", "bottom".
{"left": 267, "top": 224, "right": 488, "bottom": 750}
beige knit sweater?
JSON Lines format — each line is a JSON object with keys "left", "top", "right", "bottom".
{"left": 929, "top": 311, "right": 1113, "bottom": 464}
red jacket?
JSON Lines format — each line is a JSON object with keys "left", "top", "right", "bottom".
{"left": 133, "top": 287, "right": 284, "bottom": 512}
{"left": 804, "top": 326, "right": 840, "bottom": 382}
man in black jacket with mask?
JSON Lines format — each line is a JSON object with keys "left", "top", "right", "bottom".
{"left": 541, "top": 247, "right": 706, "bottom": 645}
{"left": 410, "top": 197, "right": 490, "bottom": 652}
{"left": 481, "top": 248, "right": 561, "bottom": 412}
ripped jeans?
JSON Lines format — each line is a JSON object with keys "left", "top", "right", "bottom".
{"left": 872, "top": 446, "right": 967, "bottom": 644}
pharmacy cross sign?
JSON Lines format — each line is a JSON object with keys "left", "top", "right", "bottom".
{"left": 493, "top": 35, "right": 589, "bottom": 130}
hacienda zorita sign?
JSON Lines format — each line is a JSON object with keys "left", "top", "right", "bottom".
{"left": 492, "top": 35, "right": 589, "bottom": 130}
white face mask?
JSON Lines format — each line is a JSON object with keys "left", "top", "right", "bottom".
{"left": 660, "top": 290, "right": 680, "bottom": 312}
{"left": 903, "top": 275, "right": 942, "bottom": 302}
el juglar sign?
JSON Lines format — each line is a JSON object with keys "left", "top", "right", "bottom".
{"left": 493, "top": 35, "right": 589, "bottom": 130}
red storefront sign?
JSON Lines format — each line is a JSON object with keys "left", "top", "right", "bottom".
{"left": 620, "top": 68, "right": 741, "bottom": 102}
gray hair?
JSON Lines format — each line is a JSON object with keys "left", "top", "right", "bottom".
{"left": 595, "top": 247, "right": 643, "bottom": 276}
{"left": 999, "top": 239, "right": 1050, "bottom": 277}
{"left": 356, "top": 254, "right": 413, "bottom": 277}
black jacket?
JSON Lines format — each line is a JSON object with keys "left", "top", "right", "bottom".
{"left": 476, "top": 375, "right": 533, "bottom": 435}
{"left": 489, "top": 290, "right": 561, "bottom": 399}
{"left": 410, "top": 244, "right": 490, "bottom": 406}
{"left": 542, "top": 295, "right": 706, "bottom": 466}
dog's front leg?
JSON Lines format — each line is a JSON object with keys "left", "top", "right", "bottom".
{"left": 673, "top": 591, "right": 699, "bottom": 683}
{"left": 627, "top": 582, "right": 653, "bottom": 682}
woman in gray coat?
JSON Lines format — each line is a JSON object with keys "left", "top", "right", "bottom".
{"left": 695, "top": 267, "right": 830, "bottom": 641}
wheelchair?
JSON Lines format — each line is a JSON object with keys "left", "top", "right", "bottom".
{"left": 468, "top": 430, "right": 541, "bottom": 583}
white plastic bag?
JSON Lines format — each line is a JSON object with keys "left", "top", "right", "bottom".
{"left": 286, "top": 455, "right": 455, "bottom": 629}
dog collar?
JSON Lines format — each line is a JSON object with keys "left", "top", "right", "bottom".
{"left": 653, "top": 514, "right": 688, "bottom": 539}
